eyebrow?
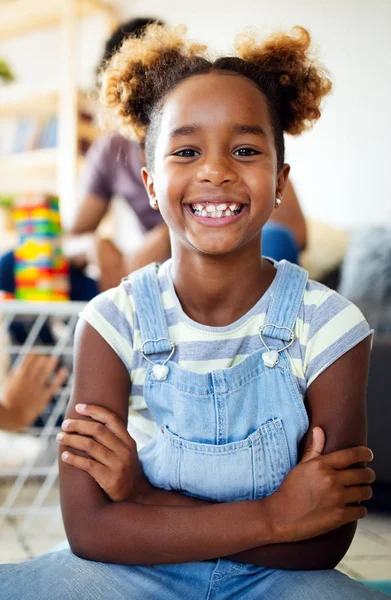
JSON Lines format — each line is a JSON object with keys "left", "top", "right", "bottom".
{"left": 168, "top": 124, "right": 202, "bottom": 140}
{"left": 232, "top": 124, "right": 267, "bottom": 137}
{"left": 168, "top": 123, "right": 267, "bottom": 140}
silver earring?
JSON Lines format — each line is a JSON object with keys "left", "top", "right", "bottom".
{"left": 149, "top": 198, "right": 158, "bottom": 209}
{"left": 275, "top": 197, "right": 282, "bottom": 208}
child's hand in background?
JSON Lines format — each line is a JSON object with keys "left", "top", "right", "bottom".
{"left": 57, "top": 404, "right": 152, "bottom": 503}
{"left": 1, "top": 354, "right": 68, "bottom": 431}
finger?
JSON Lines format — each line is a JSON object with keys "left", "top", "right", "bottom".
{"left": 344, "top": 485, "right": 373, "bottom": 505}
{"left": 340, "top": 467, "right": 376, "bottom": 487}
{"left": 48, "top": 367, "right": 68, "bottom": 395}
{"left": 343, "top": 505, "right": 368, "bottom": 523}
{"left": 57, "top": 432, "right": 113, "bottom": 467}
{"left": 27, "top": 355, "right": 47, "bottom": 379}
{"left": 75, "top": 404, "right": 134, "bottom": 448}
{"left": 37, "top": 355, "right": 59, "bottom": 386}
{"left": 61, "top": 451, "right": 110, "bottom": 488}
{"left": 21, "top": 353, "right": 37, "bottom": 370}
{"left": 62, "top": 418, "right": 127, "bottom": 454}
{"left": 300, "top": 427, "right": 326, "bottom": 463}
{"left": 325, "top": 447, "right": 374, "bottom": 470}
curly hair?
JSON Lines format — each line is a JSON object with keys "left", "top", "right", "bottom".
{"left": 98, "top": 24, "right": 332, "bottom": 170}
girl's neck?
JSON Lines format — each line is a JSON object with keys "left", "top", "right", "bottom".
{"left": 170, "top": 238, "right": 276, "bottom": 328}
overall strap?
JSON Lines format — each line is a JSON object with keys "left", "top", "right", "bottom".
{"left": 263, "top": 260, "right": 309, "bottom": 342}
{"left": 129, "top": 263, "right": 172, "bottom": 355}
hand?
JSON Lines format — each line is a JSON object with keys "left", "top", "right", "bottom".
{"left": 1, "top": 354, "right": 68, "bottom": 430}
{"left": 95, "top": 237, "right": 125, "bottom": 291}
{"left": 266, "top": 427, "right": 376, "bottom": 543}
{"left": 57, "top": 403, "right": 152, "bottom": 502}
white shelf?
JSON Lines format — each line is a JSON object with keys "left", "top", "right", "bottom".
{"left": 0, "top": 0, "right": 117, "bottom": 221}
{"left": 0, "top": 85, "right": 99, "bottom": 122}
{"left": 0, "top": 84, "right": 60, "bottom": 117}
{"left": 0, "top": 148, "right": 58, "bottom": 172}
{"left": 0, "top": 0, "right": 116, "bottom": 41}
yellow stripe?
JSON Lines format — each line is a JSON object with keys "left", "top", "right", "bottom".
{"left": 304, "top": 303, "right": 365, "bottom": 372}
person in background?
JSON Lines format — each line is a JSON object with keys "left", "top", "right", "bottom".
{"left": 0, "top": 354, "right": 67, "bottom": 431}
{"left": 66, "top": 16, "right": 170, "bottom": 294}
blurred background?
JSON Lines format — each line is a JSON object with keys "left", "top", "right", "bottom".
{"left": 0, "top": 0, "right": 390, "bottom": 585}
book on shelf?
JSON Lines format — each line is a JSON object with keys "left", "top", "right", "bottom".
{"left": 11, "top": 115, "right": 58, "bottom": 153}
{"left": 5, "top": 110, "right": 95, "bottom": 156}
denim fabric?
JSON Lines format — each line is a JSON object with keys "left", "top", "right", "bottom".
{"left": 134, "top": 260, "right": 308, "bottom": 503}
{"left": 0, "top": 549, "right": 388, "bottom": 600}
{"left": 0, "top": 260, "right": 387, "bottom": 599}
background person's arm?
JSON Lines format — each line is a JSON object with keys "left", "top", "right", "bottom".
{"left": 95, "top": 223, "right": 170, "bottom": 291}
{"left": 272, "top": 179, "right": 307, "bottom": 251}
{"left": 67, "top": 193, "right": 109, "bottom": 236}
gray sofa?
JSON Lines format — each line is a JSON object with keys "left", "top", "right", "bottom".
{"left": 321, "top": 268, "right": 391, "bottom": 511}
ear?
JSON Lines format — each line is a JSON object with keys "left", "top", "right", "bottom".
{"left": 141, "top": 167, "right": 158, "bottom": 210}
{"left": 276, "top": 163, "right": 291, "bottom": 199}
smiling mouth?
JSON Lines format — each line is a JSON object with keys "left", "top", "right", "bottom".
{"left": 187, "top": 202, "right": 244, "bottom": 218}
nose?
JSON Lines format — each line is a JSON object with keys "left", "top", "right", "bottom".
{"left": 196, "top": 154, "right": 238, "bottom": 186}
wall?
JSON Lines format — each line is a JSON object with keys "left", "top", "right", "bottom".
{"left": 1, "top": 1, "right": 390, "bottom": 229}
{"left": 118, "top": 0, "right": 391, "bottom": 229}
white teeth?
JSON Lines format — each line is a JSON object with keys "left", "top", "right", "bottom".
{"left": 190, "top": 202, "right": 243, "bottom": 218}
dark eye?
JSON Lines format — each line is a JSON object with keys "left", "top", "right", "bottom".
{"left": 233, "top": 148, "right": 261, "bottom": 157}
{"left": 174, "top": 149, "right": 200, "bottom": 157}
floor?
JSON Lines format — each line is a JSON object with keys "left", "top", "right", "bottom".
{"left": 0, "top": 481, "right": 391, "bottom": 579}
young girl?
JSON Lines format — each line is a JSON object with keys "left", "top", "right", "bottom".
{"left": 0, "top": 24, "right": 386, "bottom": 600}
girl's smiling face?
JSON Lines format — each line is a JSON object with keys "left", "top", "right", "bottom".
{"left": 142, "top": 71, "right": 290, "bottom": 257}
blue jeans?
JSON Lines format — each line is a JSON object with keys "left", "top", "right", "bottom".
{"left": 0, "top": 548, "right": 388, "bottom": 599}
{"left": 262, "top": 221, "right": 300, "bottom": 264}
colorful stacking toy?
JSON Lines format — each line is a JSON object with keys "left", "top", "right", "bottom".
{"left": 12, "top": 193, "right": 69, "bottom": 301}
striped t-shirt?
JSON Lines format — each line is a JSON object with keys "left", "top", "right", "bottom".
{"left": 80, "top": 259, "right": 373, "bottom": 449}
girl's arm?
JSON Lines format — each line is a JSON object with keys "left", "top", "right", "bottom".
{"left": 230, "top": 334, "right": 372, "bottom": 570}
{"left": 60, "top": 321, "right": 370, "bottom": 565}
{"left": 140, "top": 336, "right": 372, "bottom": 570}
{"left": 60, "top": 320, "right": 277, "bottom": 564}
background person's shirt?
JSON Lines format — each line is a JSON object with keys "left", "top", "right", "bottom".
{"left": 79, "top": 133, "right": 164, "bottom": 233}
{"left": 80, "top": 259, "right": 373, "bottom": 450}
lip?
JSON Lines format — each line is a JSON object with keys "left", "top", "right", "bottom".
{"left": 184, "top": 203, "right": 249, "bottom": 226}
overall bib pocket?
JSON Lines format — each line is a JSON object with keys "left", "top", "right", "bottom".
{"left": 153, "top": 417, "right": 291, "bottom": 503}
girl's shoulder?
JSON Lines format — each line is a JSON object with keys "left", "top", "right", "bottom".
{"left": 297, "top": 276, "right": 373, "bottom": 387}
{"left": 79, "top": 278, "right": 137, "bottom": 370}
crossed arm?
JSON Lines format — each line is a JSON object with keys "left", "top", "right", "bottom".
{"left": 59, "top": 320, "right": 372, "bottom": 568}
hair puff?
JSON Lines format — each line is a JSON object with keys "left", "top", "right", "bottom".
{"left": 234, "top": 26, "right": 332, "bottom": 134}
{"left": 98, "top": 24, "right": 208, "bottom": 141}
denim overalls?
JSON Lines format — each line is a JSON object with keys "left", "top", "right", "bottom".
{"left": 1, "top": 260, "right": 387, "bottom": 600}
{"left": 133, "top": 259, "right": 309, "bottom": 504}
